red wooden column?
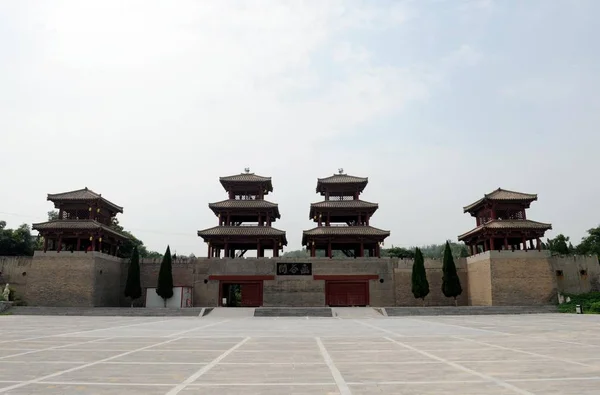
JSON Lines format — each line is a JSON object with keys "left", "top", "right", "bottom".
{"left": 537, "top": 237, "right": 542, "bottom": 251}
{"left": 489, "top": 236, "right": 494, "bottom": 251}
{"left": 224, "top": 242, "right": 229, "bottom": 257}
{"left": 76, "top": 237, "right": 81, "bottom": 251}
{"left": 359, "top": 241, "right": 364, "bottom": 257}
{"left": 57, "top": 235, "right": 62, "bottom": 253}
{"left": 522, "top": 236, "right": 527, "bottom": 251}
{"left": 376, "top": 243, "right": 381, "bottom": 258}
{"left": 469, "top": 244, "right": 474, "bottom": 256}
{"left": 326, "top": 213, "right": 330, "bottom": 226}
{"left": 327, "top": 241, "right": 332, "bottom": 258}
{"left": 483, "top": 239, "right": 488, "bottom": 252}
{"left": 207, "top": 242, "right": 212, "bottom": 258}
{"left": 273, "top": 239, "right": 279, "bottom": 258}
{"left": 311, "top": 241, "right": 316, "bottom": 257}
{"left": 43, "top": 236, "right": 48, "bottom": 252}
{"left": 504, "top": 237, "right": 508, "bottom": 250}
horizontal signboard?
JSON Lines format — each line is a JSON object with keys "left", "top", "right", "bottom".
{"left": 277, "top": 262, "right": 312, "bottom": 276}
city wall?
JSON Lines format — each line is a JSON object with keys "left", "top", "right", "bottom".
{"left": 0, "top": 252, "right": 598, "bottom": 307}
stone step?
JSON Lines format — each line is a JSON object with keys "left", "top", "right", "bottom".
{"left": 384, "top": 305, "right": 558, "bottom": 316}
{"left": 9, "top": 307, "right": 205, "bottom": 316}
{"left": 254, "top": 307, "right": 333, "bottom": 317}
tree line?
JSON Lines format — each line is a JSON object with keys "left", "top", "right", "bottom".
{"left": 544, "top": 226, "right": 600, "bottom": 258}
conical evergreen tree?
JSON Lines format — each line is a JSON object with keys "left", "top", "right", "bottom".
{"left": 442, "top": 241, "right": 462, "bottom": 305}
{"left": 411, "top": 248, "right": 429, "bottom": 306}
{"left": 124, "top": 246, "right": 142, "bottom": 306}
{"left": 156, "top": 245, "right": 174, "bottom": 307}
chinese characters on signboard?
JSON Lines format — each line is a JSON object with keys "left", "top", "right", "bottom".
{"left": 277, "top": 262, "right": 312, "bottom": 276}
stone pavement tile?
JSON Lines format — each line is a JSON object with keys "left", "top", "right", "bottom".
{"left": 0, "top": 383, "right": 170, "bottom": 395}
{"left": 430, "top": 348, "right": 548, "bottom": 362}
{"left": 195, "top": 364, "right": 335, "bottom": 384}
{"left": 59, "top": 342, "right": 161, "bottom": 351}
{"left": 320, "top": 341, "right": 396, "bottom": 352}
{"left": 337, "top": 362, "right": 475, "bottom": 382}
{"left": 0, "top": 350, "right": 36, "bottom": 357}
{"left": 239, "top": 342, "right": 319, "bottom": 352}
{"left": 398, "top": 340, "right": 496, "bottom": 351}
{"left": 43, "top": 362, "right": 202, "bottom": 384}
{"left": 508, "top": 378, "right": 600, "bottom": 395}
{"left": 1, "top": 350, "right": 122, "bottom": 363}
{"left": 349, "top": 382, "right": 516, "bottom": 394}
{"left": 222, "top": 350, "right": 324, "bottom": 363}
{"left": 183, "top": 385, "right": 341, "bottom": 394}
{"left": 526, "top": 346, "right": 600, "bottom": 360}
{"left": 111, "top": 350, "right": 224, "bottom": 363}
{"left": 328, "top": 350, "right": 432, "bottom": 363}
{"left": 0, "top": 362, "right": 82, "bottom": 381}
{"left": 460, "top": 360, "right": 600, "bottom": 379}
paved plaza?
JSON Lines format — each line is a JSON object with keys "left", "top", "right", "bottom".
{"left": 1, "top": 313, "right": 600, "bottom": 394}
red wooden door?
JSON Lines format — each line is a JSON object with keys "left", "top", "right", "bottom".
{"left": 241, "top": 283, "right": 262, "bottom": 307}
{"left": 327, "top": 282, "right": 368, "bottom": 306}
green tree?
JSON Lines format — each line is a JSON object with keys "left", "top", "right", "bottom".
{"left": 124, "top": 246, "right": 142, "bottom": 306}
{"left": 156, "top": 245, "right": 174, "bottom": 307}
{"left": 577, "top": 226, "right": 600, "bottom": 258}
{"left": 48, "top": 210, "right": 59, "bottom": 220}
{"left": 411, "top": 248, "right": 429, "bottom": 305}
{"left": 442, "top": 241, "right": 462, "bottom": 306}
{"left": 546, "top": 234, "right": 573, "bottom": 255}
{"left": 0, "top": 221, "right": 36, "bottom": 256}
{"left": 383, "top": 246, "right": 415, "bottom": 259}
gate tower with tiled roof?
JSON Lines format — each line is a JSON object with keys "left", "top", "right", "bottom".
{"left": 32, "top": 187, "right": 130, "bottom": 255}
{"left": 458, "top": 188, "right": 552, "bottom": 255}
{"left": 302, "top": 169, "right": 390, "bottom": 258}
{"left": 197, "top": 169, "right": 287, "bottom": 258}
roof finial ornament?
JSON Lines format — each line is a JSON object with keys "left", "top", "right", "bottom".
{"left": 244, "top": 167, "right": 250, "bottom": 174}
{"left": 338, "top": 168, "right": 344, "bottom": 174}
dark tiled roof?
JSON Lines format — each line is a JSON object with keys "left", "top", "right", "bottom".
{"left": 219, "top": 173, "right": 273, "bottom": 193}
{"left": 310, "top": 200, "right": 378, "bottom": 209}
{"left": 32, "top": 220, "right": 130, "bottom": 240}
{"left": 316, "top": 174, "right": 368, "bottom": 194}
{"left": 47, "top": 188, "right": 123, "bottom": 213}
{"left": 209, "top": 199, "right": 278, "bottom": 209}
{"left": 197, "top": 226, "right": 286, "bottom": 237}
{"left": 464, "top": 188, "right": 538, "bottom": 212}
{"left": 302, "top": 226, "right": 390, "bottom": 237}
{"left": 317, "top": 174, "right": 368, "bottom": 184}
{"left": 458, "top": 219, "right": 552, "bottom": 240}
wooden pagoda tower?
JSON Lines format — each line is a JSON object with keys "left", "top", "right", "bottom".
{"left": 32, "top": 188, "right": 129, "bottom": 255}
{"left": 458, "top": 188, "right": 552, "bottom": 255}
{"left": 197, "top": 170, "right": 287, "bottom": 258}
{"left": 302, "top": 170, "right": 390, "bottom": 258}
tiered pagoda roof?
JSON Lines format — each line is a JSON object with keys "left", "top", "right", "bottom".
{"left": 458, "top": 188, "right": 551, "bottom": 255}
{"left": 303, "top": 170, "right": 389, "bottom": 258}
{"left": 198, "top": 170, "right": 287, "bottom": 258}
{"left": 32, "top": 188, "right": 129, "bottom": 255}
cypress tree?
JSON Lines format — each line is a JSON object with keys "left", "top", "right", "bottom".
{"left": 156, "top": 245, "right": 174, "bottom": 307}
{"left": 411, "top": 248, "right": 429, "bottom": 306}
{"left": 124, "top": 246, "right": 142, "bottom": 306}
{"left": 442, "top": 241, "right": 462, "bottom": 306}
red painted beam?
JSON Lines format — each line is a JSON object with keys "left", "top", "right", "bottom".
{"left": 208, "top": 275, "right": 275, "bottom": 281}
{"left": 313, "top": 275, "right": 378, "bottom": 281}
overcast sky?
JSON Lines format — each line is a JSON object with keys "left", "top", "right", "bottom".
{"left": 1, "top": 0, "right": 599, "bottom": 256}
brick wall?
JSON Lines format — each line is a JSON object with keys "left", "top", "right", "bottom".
{"left": 0, "top": 256, "right": 32, "bottom": 302}
{"left": 490, "top": 251, "right": 557, "bottom": 305}
{"left": 25, "top": 251, "right": 96, "bottom": 307}
{"left": 551, "top": 255, "right": 600, "bottom": 294}
{"left": 394, "top": 259, "right": 469, "bottom": 306}
{"left": 466, "top": 254, "right": 492, "bottom": 306}
{"left": 93, "top": 254, "right": 123, "bottom": 307}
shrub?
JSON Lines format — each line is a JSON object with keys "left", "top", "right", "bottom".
{"left": 589, "top": 301, "right": 600, "bottom": 313}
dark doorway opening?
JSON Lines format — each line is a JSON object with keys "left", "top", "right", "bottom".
{"left": 220, "top": 281, "right": 263, "bottom": 307}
